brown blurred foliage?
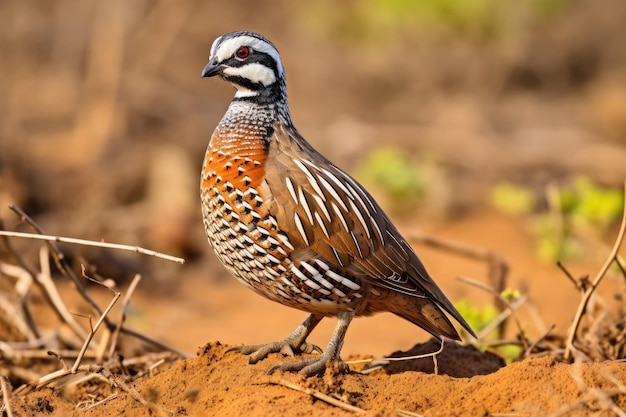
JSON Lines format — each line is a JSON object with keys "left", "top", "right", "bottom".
{"left": 0, "top": 0, "right": 625, "bottom": 278}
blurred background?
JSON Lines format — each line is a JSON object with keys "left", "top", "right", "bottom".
{"left": 1, "top": 0, "right": 625, "bottom": 357}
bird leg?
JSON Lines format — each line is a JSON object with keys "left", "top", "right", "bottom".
{"left": 227, "top": 313, "right": 324, "bottom": 364}
{"left": 268, "top": 310, "right": 354, "bottom": 377}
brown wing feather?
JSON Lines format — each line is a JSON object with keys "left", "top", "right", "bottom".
{"left": 265, "top": 126, "right": 475, "bottom": 338}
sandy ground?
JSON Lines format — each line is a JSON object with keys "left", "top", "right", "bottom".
{"left": 4, "top": 211, "right": 626, "bottom": 416}
{"left": 9, "top": 341, "right": 626, "bottom": 416}
{"left": 2, "top": 1, "right": 626, "bottom": 415}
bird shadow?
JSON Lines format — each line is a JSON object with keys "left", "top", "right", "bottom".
{"left": 365, "top": 338, "right": 505, "bottom": 378}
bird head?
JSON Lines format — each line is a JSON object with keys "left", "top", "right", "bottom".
{"left": 202, "top": 31, "right": 286, "bottom": 100}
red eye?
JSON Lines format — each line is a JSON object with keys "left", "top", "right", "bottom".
{"left": 236, "top": 46, "right": 250, "bottom": 59}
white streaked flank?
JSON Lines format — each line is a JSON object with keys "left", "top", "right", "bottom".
{"left": 331, "top": 202, "right": 350, "bottom": 233}
{"left": 314, "top": 212, "right": 330, "bottom": 239}
{"left": 293, "top": 212, "right": 309, "bottom": 245}
{"left": 311, "top": 194, "right": 332, "bottom": 222}
{"left": 350, "top": 231, "right": 364, "bottom": 258}
{"left": 320, "top": 168, "right": 352, "bottom": 199}
{"left": 285, "top": 177, "right": 298, "bottom": 204}
{"left": 348, "top": 199, "right": 370, "bottom": 239}
{"left": 316, "top": 174, "right": 348, "bottom": 211}
{"left": 297, "top": 188, "right": 314, "bottom": 224}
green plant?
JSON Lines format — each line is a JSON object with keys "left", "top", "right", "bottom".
{"left": 490, "top": 182, "right": 536, "bottom": 215}
{"left": 353, "top": 147, "right": 429, "bottom": 212}
{"left": 490, "top": 177, "right": 624, "bottom": 262}
{"left": 299, "top": 0, "right": 569, "bottom": 42}
{"left": 455, "top": 294, "right": 523, "bottom": 362}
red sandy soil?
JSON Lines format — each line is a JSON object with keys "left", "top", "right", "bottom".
{"left": 3, "top": 1, "right": 626, "bottom": 415}
{"left": 5, "top": 212, "right": 626, "bottom": 417}
{"left": 10, "top": 341, "right": 626, "bottom": 417}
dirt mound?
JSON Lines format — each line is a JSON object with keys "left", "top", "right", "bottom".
{"left": 9, "top": 341, "right": 626, "bottom": 416}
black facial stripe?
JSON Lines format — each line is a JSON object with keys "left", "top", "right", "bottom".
{"left": 221, "top": 51, "right": 281, "bottom": 93}
{"left": 226, "top": 51, "right": 280, "bottom": 79}
{"left": 222, "top": 74, "right": 265, "bottom": 91}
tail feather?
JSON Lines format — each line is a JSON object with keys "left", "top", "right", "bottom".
{"left": 392, "top": 297, "right": 462, "bottom": 340}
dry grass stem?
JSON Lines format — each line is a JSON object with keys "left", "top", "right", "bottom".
{"left": 0, "top": 207, "right": 186, "bottom": 409}
{"left": 0, "top": 230, "right": 184, "bottom": 265}
{"left": 108, "top": 273, "right": 141, "bottom": 359}
{"left": 563, "top": 180, "right": 626, "bottom": 361}
{"left": 410, "top": 232, "right": 510, "bottom": 336}
{"left": 0, "top": 376, "right": 14, "bottom": 417}
{"left": 396, "top": 409, "right": 425, "bottom": 417}
{"left": 476, "top": 295, "right": 527, "bottom": 340}
{"left": 354, "top": 338, "right": 444, "bottom": 375}
{"left": 269, "top": 378, "right": 366, "bottom": 414}
{"left": 70, "top": 269, "right": 121, "bottom": 373}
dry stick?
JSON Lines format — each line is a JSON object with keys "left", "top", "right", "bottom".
{"left": 615, "top": 255, "right": 626, "bottom": 280}
{"left": 0, "top": 376, "right": 14, "bottom": 417}
{"left": 351, "top": 337, "right": 445, "bottom": 376}
{"left": 0, "top": 349, "right": 99, "bottom": 361}
{"left": 78, "top": 393, "right": 120, "bottom": 411}
{"left": 98, "top": 368, "right": 174, "bottom": 417}
{"left": 0, "top": 234, "right": 88, "bottom": 343}
{"left": 0, "top": 261, "right": 37, "bottom": 341}
{"left": 556, "top": 261, "right": 582, "bottom": 290}
{"left": 524, "top": 324, "right": 557, "bottom": 357}
{"left": 71, "top": 270, "right": 121, "bottom": 373}
{"left": 8, "top": 206, "right": 188, "bottom": 358}
{"left": 269, "top": 378, "right": 366, "bottom": 414}
{"left": 564, "top": 180, "right": 626, "bottom": 361}
{"left": 0, "top": 230, "right": 184, "bottom": 265}
{"left": 15, "top": 364, "right": 101, "bottom": 395}
{"left": 409, "top": 232, "right": 509, "bottom": 336}
{"left": 396, "top": 410, "right": 424, "bottom": 417}
{"left": 10, "top": 206, "right": 107, "bottom": 320}
{"left": 456, "top": 275, "right": 526, "bottom": 341}
{"left": 108, "top": 274, "right": 142, "bottom": 360}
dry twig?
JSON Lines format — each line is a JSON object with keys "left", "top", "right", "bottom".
{"left": 409, "top": 232, "right": 509, "bottom": 336}
{"left": 0, "top": 376, "right": 14, "bottom": 417}
{"left": 108, "top": 274, "right": 141, "bottom": 359}
{"left": 70, "top": 269, "right": 121, "bottom": 373}
{"left": 563, "top": 180, "right": 626, "bottom": 361}
{"left": 3, "top": 204, "right": 183, "bottom": 264}
{"left": 269, "top": 378, "right": 366, "bottom": 414}
{"left": 352, "top": 337, "right": 445, "bottom": 375}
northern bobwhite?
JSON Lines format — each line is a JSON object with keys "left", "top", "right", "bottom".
{"left": 200, "top": 31, "right": 475, "bottom": 376}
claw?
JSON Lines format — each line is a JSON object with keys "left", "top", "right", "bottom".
{"left": 267, "top": 353, "right": 349, "bottom": 377}
{"left": 299, "top": 342, "right": 322, "bottom": 355}
{"left": 228, "top": 311, "right": 353, "bottom": 377}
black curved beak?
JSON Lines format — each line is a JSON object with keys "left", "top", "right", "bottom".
{"left": 201, "top": 57, "right": 222, "bottom": 78}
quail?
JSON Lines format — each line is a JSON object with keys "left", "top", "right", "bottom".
{"left": 200, "top": 31, "right": 476, "bottom": 376}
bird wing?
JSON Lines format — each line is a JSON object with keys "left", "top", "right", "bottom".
{"left": 263, "top": 128, "right": 474, "bottom": 337}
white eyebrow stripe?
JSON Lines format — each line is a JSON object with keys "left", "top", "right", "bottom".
{"left": 210, "top": 35, "right": 223, "bottom": 57}
{"left": 214, "top": 35, "right": 284, "bottom": 76}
